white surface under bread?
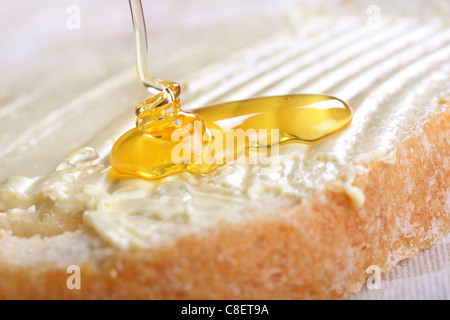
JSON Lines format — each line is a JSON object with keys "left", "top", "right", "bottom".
{"left": 0, "top": 0, "right": 449, "bottom": 299}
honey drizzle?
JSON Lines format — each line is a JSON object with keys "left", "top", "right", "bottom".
{"left": 128, "top": 0, "right": 179, "bottom": 96}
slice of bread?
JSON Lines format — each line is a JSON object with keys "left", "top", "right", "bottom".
{"left": 0, "top": 0, "right": 449, "bottom": 300}
{"left": 0, "top": 102, "right": 448, "bottom": 299}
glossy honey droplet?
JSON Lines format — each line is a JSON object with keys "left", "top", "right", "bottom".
{"left": 196, "top": 94, "right": 352, "bottom": 144}
{"left": 110, "top": 88, "right": 352, "bottom": 180}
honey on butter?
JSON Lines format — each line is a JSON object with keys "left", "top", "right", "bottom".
{"left": 110, "top": 84, "right": 352, "bottom": 179}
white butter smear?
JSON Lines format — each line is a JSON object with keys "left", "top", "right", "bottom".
{"left": 0, "top": 1, "right": 449, "bottom": 249}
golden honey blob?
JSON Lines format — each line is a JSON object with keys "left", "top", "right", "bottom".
{"left": 110, "top": 89, "right": 352, "bottom": 180}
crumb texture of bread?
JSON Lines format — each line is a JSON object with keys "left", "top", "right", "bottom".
{"left": 0, "top": 106, "right": 448, "bottom": 300}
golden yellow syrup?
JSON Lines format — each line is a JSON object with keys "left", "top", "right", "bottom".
{"left": 112, "top": 1, "right": 352, "bottom": 179}
{"left": 110, "top": 84, "right": 352, "bottom": 179}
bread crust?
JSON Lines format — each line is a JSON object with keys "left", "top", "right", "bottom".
{"left": 0, "top": 105, "right": 448, "bottom": 300}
